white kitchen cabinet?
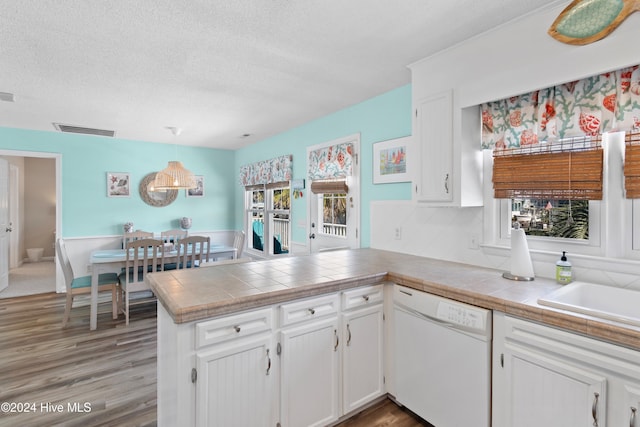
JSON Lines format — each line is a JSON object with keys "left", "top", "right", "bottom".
{"left": 194, "top": 307, "right": 277, "bottom": 427}
{"left": 341, "top": 288, "right": 384, "bottom": 414}
{"left": 195, "top": 333, "right": 276, "bottom": 427}
{"left": 279, "top": 316, "right": 341, "bottom": 427}
{"left": 278, "top": 286, "right": 385, "bottom": 427}
{"left": 413, "top": 91, "right": 454, "bottom": 203}
{"left": 157, "top": 306, "right": 276, "bottom": 427}
{"left": 409, "top": 76, "right": 483, "bottom": 207}
{"left": 493, "top": 312, "right": 640, "bottom": 427}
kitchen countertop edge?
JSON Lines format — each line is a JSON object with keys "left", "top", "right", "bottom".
{"left": 148, "top": 249, "right": 640, "bottom": 351}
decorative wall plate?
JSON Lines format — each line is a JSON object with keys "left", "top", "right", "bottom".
{"left": 139, "top": 172, "right": 178, "bottom": 207}
{"left": 548, "top": 0, "right": 640, "bottom": 45}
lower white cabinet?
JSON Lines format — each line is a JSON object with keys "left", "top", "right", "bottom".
{"left": 157, "top": 285, "right": 385, "bottom": 427}
{"left": 278, "top": 286, "right": 385, "bottom": 427}
{"left": 280, "top": 316, "right": 341, "bottom": 427}
{"left": 195, "top": 333, "right": 276, "bottom": 427}
{"left": 493, "top": 312, "right": 640, "bottom": 427}
{"left": 341, "top": 303, "right": 384, "bottom": 414}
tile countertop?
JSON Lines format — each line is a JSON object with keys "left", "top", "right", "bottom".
{"left": 146, "top": 248, "right": 640, "bottom": 351}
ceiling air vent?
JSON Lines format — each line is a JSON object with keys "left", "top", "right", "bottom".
{"left": 53, "top": 123, "right": 115, "bottom": 137}
{"left": 0, "top": 92, "right": 15, "bottom": 102}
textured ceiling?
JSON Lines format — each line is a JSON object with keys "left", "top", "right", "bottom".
{"left": 0, "top": 0, "right": 562, "bottom": 149}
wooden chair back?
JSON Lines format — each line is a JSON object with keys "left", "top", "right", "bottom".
{"left": 55, "top": 238, "right": 75, "bottom": 292}
{"left": 176, "top": 235, "right": 210, "bottom": 268}
{"left": 123, "top": 238, "right": 164, "bottom": 291}
{"left": 233, "top": 230, "right": 245, "bottom": 258}
{"left": 123, "top": 230, "right": 154, "bottom": 249}
{"left": 160, "top": 229, "right": 188, "bottom": 245}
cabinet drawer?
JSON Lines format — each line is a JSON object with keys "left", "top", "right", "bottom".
{"left": 280, "top": 293, "right": 339, "bottom": 327}
{"left": 196, "top": 307, "right": 273, "bottom": 349}
{"left": 342, "top": 285, "right": 383, "bottom": 311}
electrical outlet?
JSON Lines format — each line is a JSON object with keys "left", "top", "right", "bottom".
{"left": 86, "top": 264, "right": 92, "bottom": 273}
{"left": 394, "top": 227, "right": 402, "bottom": 240}
{"left": 468, "top": 234, "right": 480, "bottom": 250}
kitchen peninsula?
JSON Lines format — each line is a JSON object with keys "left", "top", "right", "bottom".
{"left": 148, "top": 248, "right": 640, "bottom": 426}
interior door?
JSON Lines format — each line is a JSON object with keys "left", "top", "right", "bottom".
{"left": 0, "top": 158, "right": 10, "bottom": 292}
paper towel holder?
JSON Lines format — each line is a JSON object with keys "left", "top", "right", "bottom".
{"left": 502, "top": 222, "right": 535, "bottom": 281}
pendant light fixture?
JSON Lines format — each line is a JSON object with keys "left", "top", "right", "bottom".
{"left": 154, "top": 127, "right": 197, "bottom": 190}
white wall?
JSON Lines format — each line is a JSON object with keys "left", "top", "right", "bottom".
{"left": 371, "top": 3, "right": 640, "bottom": 290}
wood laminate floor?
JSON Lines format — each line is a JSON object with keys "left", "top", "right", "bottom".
{"left": 0, "top": 292, "right": 429, "bottom": 427}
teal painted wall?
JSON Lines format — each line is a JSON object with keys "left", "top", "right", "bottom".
{"left": 0, "top": 127, "right": 235, "bottom": 237}
{"left": 0, "top": 84, "right": 411, "bottom": 242}
{"left": 235, "top": 84, "right": 413, "bottom": 248}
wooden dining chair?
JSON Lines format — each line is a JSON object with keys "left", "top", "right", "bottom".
{"left": 160, "top": 228, "right": 188, "bottom": 245}
{"left": 118, "top": 238, "right": 164, "bottom": 325}
{"left": 56, "top": 238, "right": 119, "bottom": 328}
{"left": 176, "top": 235, "right": 210, "bottom": 268}
{"left": 233, "top": 230, "right": 245, "bottom": 259}
{"left": 122, "top": 230, "right": 154, "bottom": 249}
{"left": 160, "top": 229, "right": 188, "bottom": 270}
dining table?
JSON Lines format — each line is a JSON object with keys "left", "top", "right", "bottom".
{"left": 88, "top": 244, "right": 237, "bottom": 330}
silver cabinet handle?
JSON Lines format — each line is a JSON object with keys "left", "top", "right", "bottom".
{"left": 346, "top": 324, "right": 352, "bottom": 346}
{"left": 308, "top": 308, "right": 315, "bottom": 315}
{"left": 334, "top": 329, "right": 339, "bottom": 351}
{"left": 362, "top": 295, "right": 369, "bottom": 302}
{"left": 631, "top": 407, "right": 637, "bottom": 427}
{"left": 266, "top": 349, "right": 271, "bottom": 376}
{"left": 444, "top": 173, "right": 450, "bottom": 194}
{"left": 592, "top": 392, "right": 600, "bottom": 427}
{"left": 233, "top": 325, "right": 241, "bottom": 333}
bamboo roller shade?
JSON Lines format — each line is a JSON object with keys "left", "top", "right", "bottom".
{"left": 493, "top": 148, "right": 603, "bottom": 200}
{"left": 310, "top": 180, "right": 349, "bottom": 194}
{"left": 625, "top": 132, "right": 640, "bottom": 198}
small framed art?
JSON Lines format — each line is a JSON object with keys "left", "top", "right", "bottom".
{"left": 186, "top": 175, "right": 205, "bottom": 197}
{"left": 107, "top": 172, "right": 130, "bottom": 197}
{"left": 372, "top": 136, "right": 411, "bottom": 184}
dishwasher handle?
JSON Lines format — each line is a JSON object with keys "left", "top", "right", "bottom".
{"left": 397, "top": 303, "right": 457, "bottom": 329}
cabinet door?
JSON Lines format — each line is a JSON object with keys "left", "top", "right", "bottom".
{"left": 280, "top": 317, "right": 340, "bottom": 427}
{"left": 342, "top": 304, "right": 384, "bottom": 414}
{"left": 196, "top": 334, "right": 275, "bottom": 427}
{"left": 622, "top": 384, "right": 640, "bottom": 427}
{"left": 414, "top": 91, "right": 453, "bottom": 203}
{"left": 500, "top": 344, "right": 607, "bottom": 427}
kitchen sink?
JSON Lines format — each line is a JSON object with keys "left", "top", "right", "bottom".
{"left": 537, "top": 281, "right": 640, "bottom": 327}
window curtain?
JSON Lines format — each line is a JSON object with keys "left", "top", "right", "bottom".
{"left": 481, "top": 64, "right": 640, "bottom": 150}
{"left": 625, "top": 132, "right": 640, "bottom": 198}
{"left": 308, "top": 142, "right": 354, "bottom": 180}
{"left": 239, "top": 155, "right": 292, "bottom": 186}
{"left": 493, "top": 135, "right": 603, "bottom": 200}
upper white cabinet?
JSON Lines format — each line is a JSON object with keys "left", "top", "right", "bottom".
{"left": 413, "top": 91, "right": 454, "bottom": 203}
{"left": 410, "top": 65, "right": 483, "bottom": 207}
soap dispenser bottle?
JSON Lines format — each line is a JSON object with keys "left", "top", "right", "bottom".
{"left": 555, "top": 251, "right": 572, "bottom": 284}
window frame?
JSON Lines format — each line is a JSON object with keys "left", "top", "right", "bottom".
{"left": 486, "top": 131, "right": 640, "bottom": 262}
{"left": 244, "top": 183, "right": 291, "bottom": 258}
{"left": 316, "top": 191, "right": 348, "bottom": 239}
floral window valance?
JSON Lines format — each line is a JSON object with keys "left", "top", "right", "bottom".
{"left": 308, "top": 142, "right": 354, "bottom": 180}
{"left": 481, "top": 64, "right": 640, "bottom": 150}
{"left": 239, "top": 154, "right": 292, "bottom": 187}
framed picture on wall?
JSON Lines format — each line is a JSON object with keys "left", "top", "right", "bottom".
{"left": 186, "top": 175, "right": 204, "bottom": 197}
{"left": 106, "top": 172, "right": 130, "bottom": 197}
{"left": 372, "top": 136, "right": 412, "bottom": 184}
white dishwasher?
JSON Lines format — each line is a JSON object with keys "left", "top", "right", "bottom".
{"left": 393, "top": 285, "right": 492, "bottom": 427}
